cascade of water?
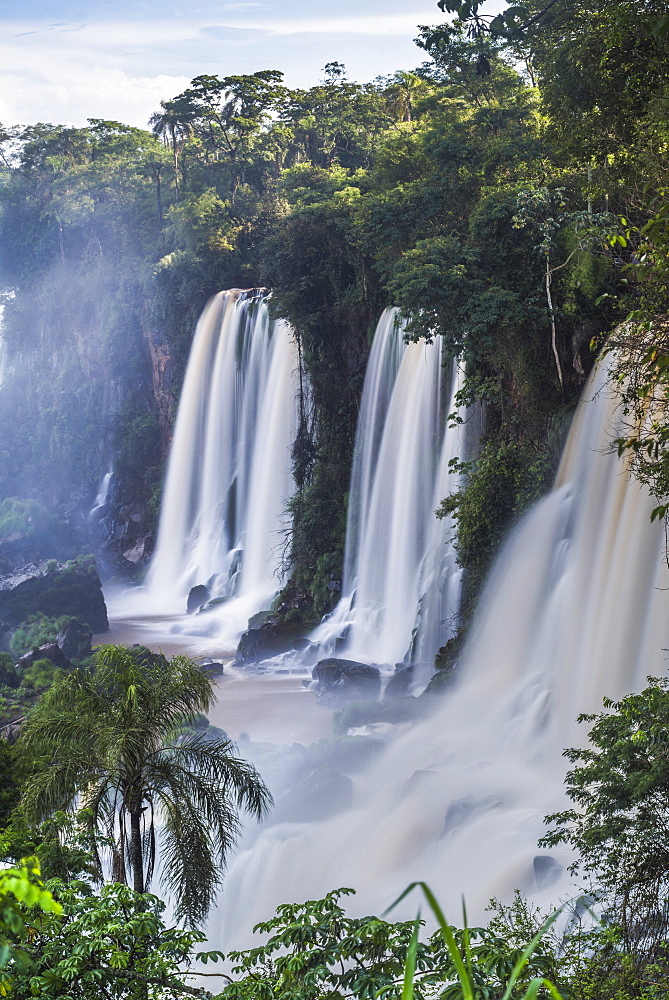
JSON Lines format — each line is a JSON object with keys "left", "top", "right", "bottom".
{"left": 342, "top": 309, "right": 407, "bottom": 594}
{"left": 89, "top": 469, "right": 115, "bottom": 547}
{"left": 141, "top": 291, "right": 298, "bottom": 628}
{"left": 89, "top": 469, "right": 113, "bottom": 522}
{"left": 312, "top": 308, "right": 471, "bottom": 669}
{"left": 213, "top": 359, "right": 669, "bottom": 946}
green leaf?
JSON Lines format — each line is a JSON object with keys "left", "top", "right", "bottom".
{"left": 401, "top": 916, "right": 420, "bottom": 1000}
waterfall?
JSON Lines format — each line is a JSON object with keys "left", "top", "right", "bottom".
{"left": 140, "top": 290, "right": 298, "bottom": 636}
{"left": 311, "top": 308, "right": 473, "bottom": 669}
{"left": 213, "top": 358, "right": 669, "bottom": 945}
{"left": 89, "top": 468, "right": 115, "bottom": 546}
{"left": 90, "top": 469, "right": 113, "bottom": 522}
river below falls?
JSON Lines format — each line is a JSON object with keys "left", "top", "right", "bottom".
{"left": 94, "top": 613, "right": 335, "bottom": 746}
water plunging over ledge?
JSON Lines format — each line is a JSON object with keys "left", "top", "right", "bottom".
{"left": 113, "top": 290, "right": 298, "bottom": 648}
{"left": 208, "top": 359, "right": 669, "bottom": 947}
{"left": 310, "top": 308, "right": 478, "bottom": 671}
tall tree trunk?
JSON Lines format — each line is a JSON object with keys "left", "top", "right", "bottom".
{"left": 129, "top": 809, "right": 144, "bottom": 894}
{"left": 545, "top": 255, "right": 564, "bottom": 391}
{"left": 154, "top": 168, "right": 164, "bottom": 229}
{"left": 170, "top": 126, "right": 180, "bottom": 202}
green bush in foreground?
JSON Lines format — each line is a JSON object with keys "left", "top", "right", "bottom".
{"left": 4, "top": 878, "right": 216, "bottom": 999}
{"left": 222, "top": 885, "right": 564, "bottom": 1000}
{"left": 4, "top": 861, "right": 662, "bottom": 1000}
{"left": 9, "top": 614, "right": 75, "bottom": 660}
{"left": 543, "top": 676, "right": 669, "bottom": 965}
{"left": 0, "top": 858, "right": 62, "bottom": 995}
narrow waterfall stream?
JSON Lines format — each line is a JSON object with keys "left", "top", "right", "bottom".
{"left": 117, "top": 290, "right": 298, "bottom": 647}
{"left": 89, "top": 469, "right": 113, "bottom": 522}
{"left": 311, "top": 308, "right": 474, "bottom": 670}
{"left": 207, "top": 359, "right": 669, "bottom": 946}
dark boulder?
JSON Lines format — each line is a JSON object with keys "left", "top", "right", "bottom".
{"left": 236, "top": 611, "right": 308, "bottom": 665}
{"left": 0, "top": 558, "right": 108, "bottom": 634}
{"left": 17, "top": 642, "right": 69, "bottom": 671}
{"left": 187, "top": 585, "right": 210, "bottom": 614}
{"left": 384, "top": 664, "right": 415, "bottom": 698}
{"left": 201, "top": 659, "right": 225, "bottom": 677}
{"left": 312, "top": 658, "right": 381, "bottom": 706}
{"left": 533, "top": 855, "right": 563, "bottom": 889}
{"left": 56, "top": 619, "right": 93, "bottom": 661}
{"left": 440, "top": 795, "right": 500, "bottom": 838}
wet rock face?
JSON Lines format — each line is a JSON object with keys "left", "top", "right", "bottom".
{"left": 235, "top": 612, "right": 308, "bottom": 665}
{"left": 187, "top": 585, "right": 210, "bottom": 614}
{"left": 200, "top": 659, "right": 224, "bottom": 677}
{"left": 55, "top": 619, "right": 93, "bottom": 661}
{"left": 17, "top": 642, "right": 69, "bottom": 671}
{"left": 0, "top": 559, "right": 108, "bottom": 633}
{"left": 312, "top": 658, "right": 381, "bottom": 706}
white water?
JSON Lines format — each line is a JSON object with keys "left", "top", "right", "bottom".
{"left": 311, "top": 308, "right": 473, "bottom": 670}
{"left": 89, "top": 469, "right": 113, "bottom": 521}
{"left": 123, "top": 291, "right": 298, "bottom": 645}
{"left": 211, "top": 359, "right": 669, "bottom": 945}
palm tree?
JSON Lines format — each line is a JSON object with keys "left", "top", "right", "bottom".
{"left": 19, "top": 644, "right": 272, "bottom": 926}
{"left": 383, "top": 71, "right": 425, "bottom": 123}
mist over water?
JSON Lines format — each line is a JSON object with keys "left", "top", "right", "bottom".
{"left": 207, "top": 359, "right": 669, "bottom": 946}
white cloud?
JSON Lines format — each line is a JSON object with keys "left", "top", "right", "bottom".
{"left": 0, "top": 19, "right": 195, "bottom": 125}
{"left": 251, "top": 13, "right": 437, "bottom": 35}
{"left": 0, "top": 7, "right": 440, "bottom": 126}
{"left": 0, "top": 65, "right": 190, "bottom": 128}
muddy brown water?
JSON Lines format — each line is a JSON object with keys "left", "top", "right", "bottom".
{"left": 94, "top": 615, "right": 334, "bottom": 745}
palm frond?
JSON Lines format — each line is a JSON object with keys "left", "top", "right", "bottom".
{"left": 160, "top": 792, "right": 223, "bottom": 925}
{"left": 158, "top": 735, "right": 273, "bottom": 819}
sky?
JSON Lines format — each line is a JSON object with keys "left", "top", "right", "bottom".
{"left": 0, "top": 0, "right": 453, "bottom": 130}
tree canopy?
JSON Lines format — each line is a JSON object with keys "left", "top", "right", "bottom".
{"left": 542, "top": 678, "right": 669, "bottom": 957}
